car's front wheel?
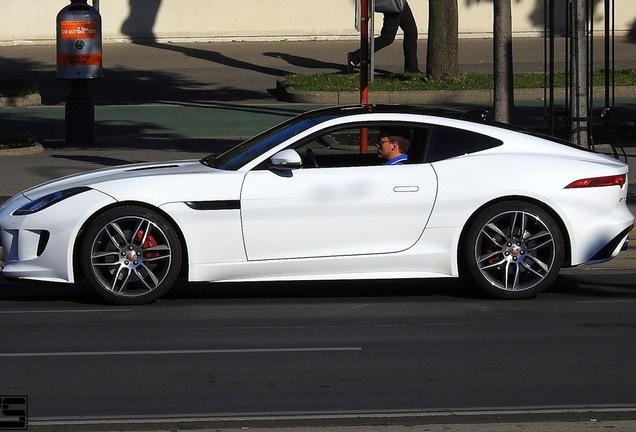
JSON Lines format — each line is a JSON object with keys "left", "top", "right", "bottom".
{"left": 80, "top": 206, "right": 182, "bottom": 305}
{"left": 462, "top": 201, "right": 564, "bottom": 299}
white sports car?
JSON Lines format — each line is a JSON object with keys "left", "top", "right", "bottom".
{"left": 1, "top": 105, "right": 633, "bottom": 304}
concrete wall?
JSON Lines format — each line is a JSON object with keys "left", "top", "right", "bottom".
{"left": 2, "top": 0, "right": 635, "bottom": 45}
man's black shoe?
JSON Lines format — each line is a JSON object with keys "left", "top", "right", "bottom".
{"left": 347, "top": 52, "right": 358, "bottom": 74}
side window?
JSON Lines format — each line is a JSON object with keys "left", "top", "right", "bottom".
{"left": 294, "top": 127, "right": 379, "bottom": 168}
{"left": 425, "top": 126, "right": 502, "bottom": 163}
{"left": 294, "top": 125, "right": 430, "bottom": 168}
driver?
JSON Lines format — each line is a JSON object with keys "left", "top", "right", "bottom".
{"left": 376, "top": 129, "right": 410, "bottom": 165}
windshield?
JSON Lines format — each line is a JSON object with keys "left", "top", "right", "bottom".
{"left": 200, "top": 114, "right": 339, "bottom": 171}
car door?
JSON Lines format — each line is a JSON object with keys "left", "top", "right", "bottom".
{"left": 239, "top": 126, "right": 438, "bottom": 261}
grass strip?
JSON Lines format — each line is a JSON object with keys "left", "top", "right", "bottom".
{"left": 285, "top": 69, "right": 636, "bottom": 92}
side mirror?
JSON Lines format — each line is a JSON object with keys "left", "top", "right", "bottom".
{"left": 269, "top": 149, "right": 303, "bottom": 170}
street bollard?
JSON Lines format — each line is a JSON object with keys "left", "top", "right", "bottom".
{"left": 56, "top": 0, "right": 102, "bottom": 146}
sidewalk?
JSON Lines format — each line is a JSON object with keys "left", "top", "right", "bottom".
{"left": 2, "top": 37, "right": 636, "bottom": 104}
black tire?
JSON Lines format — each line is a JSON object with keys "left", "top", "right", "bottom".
{"left": 81, "top": 206, "right": 182, "bottom": 305}
{"left": 462, "top": 201, "right": 564, "bottom": 299}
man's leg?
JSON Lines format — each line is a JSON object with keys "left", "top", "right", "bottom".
{"left": 374, "top": 12, "right": 401, "bottom": 52}
{"left": 400, "top": 2, "right": 419, "bottom": 72}
{"left": 348, "top": 12, "right": 400, "bottom": 70}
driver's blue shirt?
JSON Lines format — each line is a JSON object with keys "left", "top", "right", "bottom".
{"left": 384, "top": 154, "right": 408, "bottom": 165}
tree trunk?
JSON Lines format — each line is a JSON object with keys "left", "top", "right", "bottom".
{"left": 493, "top": 0, "right": 514, "bottom": 123}
{"left": 570, "top": 0, "right": 589, "bottom": 147}
{"left": 426, "top": 0, "right": 459, "bottom": 80}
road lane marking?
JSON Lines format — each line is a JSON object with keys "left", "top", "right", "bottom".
{"left": 0, "top": 347, "right": 362, "bottom": 358}
{"left": 0, "top": 309, "right": 132, "bottom": 314}
{"left": 27, "top": 404, "right": 636, "bottom": 425}
{"left": 575, "top": 299, "right": 636, "bottom": 303}
{"left": 188, "top": 324, "right": 411, "bottom": 330}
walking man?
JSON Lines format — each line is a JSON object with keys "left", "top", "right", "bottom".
{"left": 347, "top": 0, "right": 421, "bottom": 74}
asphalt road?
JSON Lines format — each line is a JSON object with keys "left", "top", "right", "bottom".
{"left": 1, "top": 271, "right": 636, "bottom": 429}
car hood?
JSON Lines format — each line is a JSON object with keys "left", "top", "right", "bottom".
{"left": 20, "top": 159, "right": 216, "bottom": 200}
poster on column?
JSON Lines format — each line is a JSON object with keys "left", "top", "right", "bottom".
{"left": 56, "top": 4, "right": 103, "bottom": 80}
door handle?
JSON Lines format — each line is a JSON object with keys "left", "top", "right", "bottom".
{"left": 393, "top": 186, "right": 419, "bottom": 193}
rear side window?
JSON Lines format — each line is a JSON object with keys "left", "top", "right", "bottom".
{"left": 425, "top": 126, "right": 502, "bottom": 163}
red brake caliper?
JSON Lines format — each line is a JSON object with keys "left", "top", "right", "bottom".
{"left": 136, "top": 230, "right": 160, "bottom": 261}
{"left": 486, "top": 248, "right": 500, "bottom": 265}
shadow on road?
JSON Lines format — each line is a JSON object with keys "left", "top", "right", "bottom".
{"left": 1, "top": 272, "right": 635, "bottom": 306}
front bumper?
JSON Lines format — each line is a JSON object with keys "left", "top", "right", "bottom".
{"left": 0, "top": 189, "right": 116, "bottom": 283}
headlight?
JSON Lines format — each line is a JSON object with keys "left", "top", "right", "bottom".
{"left": 13, "top": 186, "right": 91, "bottom": 216}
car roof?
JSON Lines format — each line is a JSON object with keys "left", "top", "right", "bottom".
{"left": 297, "top": 104, "right": 493, "bottom": 123}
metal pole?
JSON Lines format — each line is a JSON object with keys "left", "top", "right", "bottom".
{"left": 604, "top": 0, "right": 610, "bottom": 109}
{"left": 548, "top": 0, "right": 555, "bottom": 135}
{"left": 589, "top": 0, "right": 594, "bottom": 145}
{"left": 601, "top": 0, "right": 616, "bottom": 144}
{"left": 360, "top": 0, "right": 369, "bottom": 106}
{"left": 359, "top": 0, "right": 370, "bottom": 154}
{"left": 370, "top": 3, "right": 375, "bottom": 83}
{"left": 611, "top": 0, "right": 615, "bottom": 106}
{"left": 604, "top": 0, "right": 615, "bottom": 110}
{"left": 65, "top": 80, "right": 95, "bottom": 146}
{"left": 565, "top": 0, "right": 570, "bottom": 123}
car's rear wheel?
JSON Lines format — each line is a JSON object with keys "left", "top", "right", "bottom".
{"left": 463, "top": 201, "right": 564, "bottom": 299}
{"left": 81, "top": 206, "right": 182, "bottom": 305}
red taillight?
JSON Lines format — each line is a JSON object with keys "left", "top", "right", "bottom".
{"left": 565, "top": 174, "right": 626, "bottom": 189}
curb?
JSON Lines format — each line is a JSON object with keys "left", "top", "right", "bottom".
{"left": 0, "top": 133, "right": 45, "bottom": 156}
{"left": 276, "top": 80, "right": 636, "bottom": 105}
{"left": 0, "top": 142, "right": 45, "bottom": 156}
{"left": 0, "top": 92, "right": 41, "bottom": 107}
{"left": 0, "top": 80, "right": 41, "bottom": 107}
{"left": 276, "top": 79, "right": 498, "bottom": 104}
